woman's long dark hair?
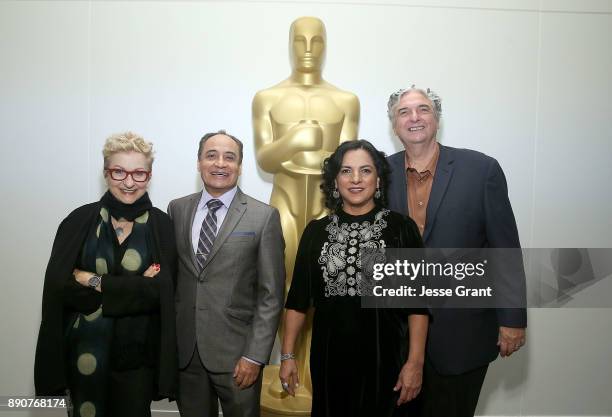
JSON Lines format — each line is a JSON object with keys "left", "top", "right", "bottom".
{"left": 321, "top": 139, "right": 391, "bottom": 213}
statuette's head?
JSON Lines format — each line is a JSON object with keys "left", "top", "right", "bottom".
{"left": 289, "top": 16, "right": 326, "bottom": 73}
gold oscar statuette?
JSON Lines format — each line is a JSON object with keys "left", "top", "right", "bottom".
{"left": 253, "top": 16, "right": 360, "bottom": 416}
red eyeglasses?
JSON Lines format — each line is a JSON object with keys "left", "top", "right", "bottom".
{"left": 105, "top": 168, "right": 151, "bottom": 182}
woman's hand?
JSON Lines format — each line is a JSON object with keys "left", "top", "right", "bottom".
{"left": 394, "top": 360, "right": 423, "bottom": 406}
{"left": 143, "top": 263, "right": 160, "bottom": 278}
{"left": 279, "top": 358, "right": 299, "bottom": 397}
{"left": 73, "top": 268, "right": 93, "bottom": 287}
{"left": 279, "top": 309, "right": 306, "bottom": 397}
{"left": 73, "top": 269, "right": 101, "bottom": 292}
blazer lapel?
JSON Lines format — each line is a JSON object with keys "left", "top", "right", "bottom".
{"left": 201, "top": 188, "right": 247, "bottom": 270}
{"left": 423, "top": 145, "right": 455, "bottom": 243}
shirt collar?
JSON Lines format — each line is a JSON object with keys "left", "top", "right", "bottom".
{"left": 198, "top": 186, "right": 238, "bottom": 211}
{"left": 405, "top": 142, "right": 440, "bottom": 175}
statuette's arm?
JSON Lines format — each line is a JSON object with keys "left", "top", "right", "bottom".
{"left": 253, "top": 94, "right": 323, "bottom": 173}
{"left": 338, "top": 96, "right": 360, "bottom": 143}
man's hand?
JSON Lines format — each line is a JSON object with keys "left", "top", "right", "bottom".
{"left": 498, "top": 326, "right": 526, "bottom": 357}
{"left": 233, "top": 358, "right": 261, "bottom": 389}
{"left": 393, "top": 360, "right": 423, "bottom": 406}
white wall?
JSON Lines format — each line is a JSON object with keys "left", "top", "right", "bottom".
{"left": 1, "top": 1, "right": 611, "bottom": 416}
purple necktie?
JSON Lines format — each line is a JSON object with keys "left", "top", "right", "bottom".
{"left": 196, "top": 199, "right": 223, "bottom": 270}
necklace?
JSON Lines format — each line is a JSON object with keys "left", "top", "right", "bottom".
{"left": 111, "top": 218, "right": 132, "bottom": 237}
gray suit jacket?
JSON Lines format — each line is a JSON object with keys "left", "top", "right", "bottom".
{"left": 388, "top": 144, "right": 527, "bottom": 375}
{"left": 168, "top": 188, "right": 285, "bottom": 372}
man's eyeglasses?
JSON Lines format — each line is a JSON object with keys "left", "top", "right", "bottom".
{"left": 105, "top": 168, "right": 151, "bottom": 182}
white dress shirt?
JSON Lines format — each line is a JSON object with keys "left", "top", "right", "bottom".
{"left": 191, "top": 187, "right": 237, "bottom": 254}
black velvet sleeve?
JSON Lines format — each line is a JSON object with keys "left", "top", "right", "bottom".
{"left": 401, "top": 214, "right": 424, "bottom": 249}
{"left": 285, "top": 220, "right": 318, "bottom": 311}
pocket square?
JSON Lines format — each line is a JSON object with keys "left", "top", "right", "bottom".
{"left": 230, "top": 231, "right": 256, "bottom": 236}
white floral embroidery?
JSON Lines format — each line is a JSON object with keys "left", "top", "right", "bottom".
{"left": 319, "top": 209, "right": 389, "bottom": 297}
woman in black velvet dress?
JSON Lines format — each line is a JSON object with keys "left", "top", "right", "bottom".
{"left": 279, "top": 140, "right": 428, "bottom": 417}
{"left": 34, "top": 132, "right": 177, "bottom": 417}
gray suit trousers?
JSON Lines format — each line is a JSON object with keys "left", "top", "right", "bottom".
{"left": 178, "top": 349, "right": 262, "bottom": 417}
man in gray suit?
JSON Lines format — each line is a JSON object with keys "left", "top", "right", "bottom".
{"left": 385, "top": 86, "right": 526, "bottom": 417}
{"left": 168, "top": 130, "right": 285, "bottom": 417}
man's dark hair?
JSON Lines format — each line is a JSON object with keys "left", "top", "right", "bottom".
{"left": 197, "top": 130, "right": 244, "bottom": 163}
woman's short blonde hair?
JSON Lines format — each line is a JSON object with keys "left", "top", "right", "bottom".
{"left": 102, "top": 132, "right": 154, "bottom": 169}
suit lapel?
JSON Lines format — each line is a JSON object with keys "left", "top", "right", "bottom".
{"left": 201, "top": 188, "right": 247, "bottom": 270}
{"left": 185, "top": 193, "right": 201, "bottom": 274}
{"left": 423, "top": 145, "right": 455, "bottom": 243}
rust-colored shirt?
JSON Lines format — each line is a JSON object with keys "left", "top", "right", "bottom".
{"left": 405, "top": 143, "right": 440, "bottom": 236}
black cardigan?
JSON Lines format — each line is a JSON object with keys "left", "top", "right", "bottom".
{"left": 34, "top": 202, "right": 178, "bottom": 399}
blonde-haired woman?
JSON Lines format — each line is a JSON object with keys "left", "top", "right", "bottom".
{"left": 35, "top": 132, "right": 177, "bottom": 417}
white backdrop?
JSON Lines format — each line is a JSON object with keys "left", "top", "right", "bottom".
{"left": 1, "top": 1, "right": 611, "bottom": 416}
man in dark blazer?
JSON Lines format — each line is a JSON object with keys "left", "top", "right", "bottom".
{"left": 168, "top": 131, "right": 285, "bottom": 417}
{"left": 385, "top": 86, "right": 527, "bottom": 417}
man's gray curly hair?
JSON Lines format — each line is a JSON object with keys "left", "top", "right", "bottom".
{"left": 387, "top": 85, "right": 442, "bottom": 123}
